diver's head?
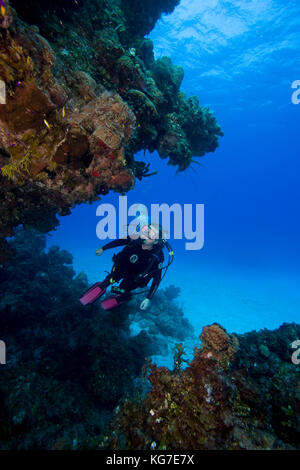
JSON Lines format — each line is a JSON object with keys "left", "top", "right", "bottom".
{"left": 140, "top": 223, "right": 164, "bottom": 247}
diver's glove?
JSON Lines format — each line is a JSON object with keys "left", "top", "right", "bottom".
{"left": 140, "top": 298, "right": 150, "bottom": 310}
{"left": 96, "top": 248, "right": 104, "bottom": 256}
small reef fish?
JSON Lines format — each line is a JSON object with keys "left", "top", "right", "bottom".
{"left": 62, "top": 107, "right": 66, "bottom": 118}
{"left": 0, "top": 1, "right": 5, "bottom": 17}
{"left": 43, "top": 119, "right": 51, "bottom": 129}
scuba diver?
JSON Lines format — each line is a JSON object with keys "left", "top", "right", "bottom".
{"left": 80, "top": 223, "right": 174, "bottom": 311}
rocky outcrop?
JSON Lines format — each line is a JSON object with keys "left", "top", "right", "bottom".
{"left": 0, "top": 0, "right": 223, "bottom": 261}
{"left": 106, "top": 323, "right": 300, "bottom": 450}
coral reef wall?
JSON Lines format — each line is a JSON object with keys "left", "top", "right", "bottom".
{"left": 0, "top": 0, "right": 223, "bottom": 262}
{"left": 106, "top": 323, "right": 300, "bottom": 450}
{"left": 0, "top": 228, "right": 194, "bottom": 449}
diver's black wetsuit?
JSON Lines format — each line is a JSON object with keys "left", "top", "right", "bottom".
{"left": 100, "top": 237, "right": 164, "bottom": 300}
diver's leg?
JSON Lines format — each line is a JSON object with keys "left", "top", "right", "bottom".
{"left": 117, "top": 277, "right": 142, "bottom": 301}
{"left": 80, "top": 264, "right": 124, "bottom": 306}
{"left": 120, "top": 275, "right": 147, "bottom": 291}
{"left": 119, "top": 276, "right": 136, "bottom": 292}
{"left": 101, "top": 263, "right": 124, "bottom": 289}
{"left": 79, "top": 280, "right": 108, "bottom": 305}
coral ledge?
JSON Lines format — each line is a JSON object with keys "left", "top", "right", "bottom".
{"left": 0, "top": 0, "right": 223, "bottom": 262}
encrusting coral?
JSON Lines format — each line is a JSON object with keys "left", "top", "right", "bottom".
{"left": 0, "top": 0, "right": 223, "bottom": 261}
{"left": 105, "top": 323, "right": 300, "bottom": 450}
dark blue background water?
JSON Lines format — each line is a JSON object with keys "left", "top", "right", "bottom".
{"left": 47, "top": 0, "right": 300, "bottom": 335}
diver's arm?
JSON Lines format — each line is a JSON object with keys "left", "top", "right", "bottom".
{"left": 147, "top": 268, "right": 162, "bottom": 300}
{"left": 102, "top": 237, "right": 130, "bottom": 251}
{"left": 140, "top": 252, "right": 164, "bottom": 310}
{"left": 96, "top": 237, "right": 130, "bottom": 256}
{"left": 140, "top": 270, "right": 162, "bottom": 310}
{"left": 147, "top": 251, "right": 164, "bottom": 300}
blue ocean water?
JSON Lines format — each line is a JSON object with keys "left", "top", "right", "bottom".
{"left": 47, "top": 0, "right": 300, "bottom": 338}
